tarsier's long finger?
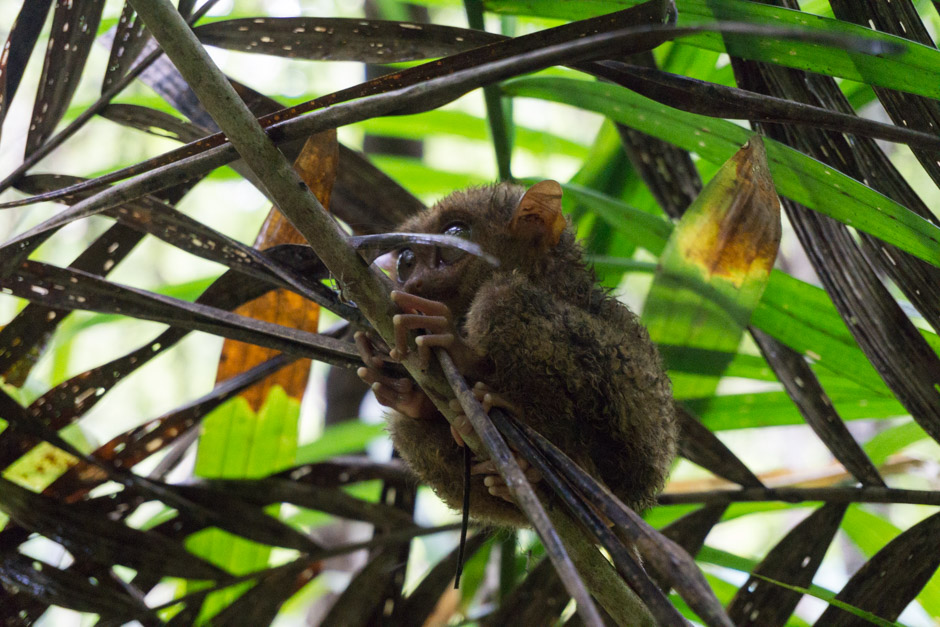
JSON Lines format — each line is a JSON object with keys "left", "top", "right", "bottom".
{"left": 391, "top": 290, "right": 452, "bottom": 318}
{"left": 391, "top": 315, "right": 410, "bottom": 362}
{"left": 449, "top": 414, "right": 474, "bottom": 448}
{"left": 361, "top": 375, "right": 426, "bottom": 418}
{"left": 472, "top": 457, "right": 529, "bottom": 476}
{"left": 393, "top": 313, "right": 451, "bottom": 365}
{"left": 485, "top": 482, "right": 514, "bottom": 503}
{"left": 371, "top": 382, "right": 405, "bottom": 409}
{"left": 450, "top": 424, "right": 465, "bottom": 448}
{"left": 447, "top": 397, "right": 479, "bottom": 447}
{"left": 354, "top": 331, "right": 384, "bottom": 369}
{"left": 395, "top": 314, "right": 451, "bottom": 334}
{"left": 356, "top": 367, "right": 413, "bottom": 394}
{"left": 415, "top": 333, "right": 455, "bottom": 368}
{"left": 471, "top": 382, "right": 520, "bottom": 415}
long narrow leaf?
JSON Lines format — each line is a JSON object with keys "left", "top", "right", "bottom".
{"left": 502, "top": 77, "right": 940, "bottom": 268}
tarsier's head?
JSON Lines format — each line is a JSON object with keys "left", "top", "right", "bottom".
{"left": 381, "top": 181, "right": 570, "bottom": 316}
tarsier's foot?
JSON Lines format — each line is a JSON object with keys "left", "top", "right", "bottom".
{"left": 355, "top": 331, "right": 435, "bottom": 419}
{"left": 390, "top": 291, "right": 483, "bottom": 374}
{"left": 447, "top": 383, "right": 541, "bottom": 504}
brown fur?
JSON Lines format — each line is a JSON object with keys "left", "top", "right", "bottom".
{"left": 385, "top": 183, "right": 677, "bottom": 526}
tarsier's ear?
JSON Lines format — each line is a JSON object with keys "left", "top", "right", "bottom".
{"left": 509, "top": 180, "right": 565, "bottom": 249}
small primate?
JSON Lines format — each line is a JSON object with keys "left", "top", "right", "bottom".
{"left": 356, "top": 181, "right": 677, "bottom": 525}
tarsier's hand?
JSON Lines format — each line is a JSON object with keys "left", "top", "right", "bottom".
{"left": 355, "top": 331, "right": 436, "bottom": 420}
{"left": 388, "top": 291, "right": 485, "bottom": 377}
{"left": 448, "top": 382, "right": 542, "bottom": 503}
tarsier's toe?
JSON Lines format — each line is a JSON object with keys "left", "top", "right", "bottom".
{"left": 449, "top": 413, "right": 474, "bottom": 447}
{"left": 484, "top": 480, "right": 514, "bottom": 503}
{"left": 354, "top": 331, "right": 389, "bottom": 369}
{"left": 470, "top": 382, "right": 520, "bottom": 415}
{"left": 475, "top": 452, "right": 542, "bottom": 504}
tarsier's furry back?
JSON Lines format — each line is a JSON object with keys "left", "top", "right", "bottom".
{"left": 383, "top": 181, "right": 677, "bottom": 526}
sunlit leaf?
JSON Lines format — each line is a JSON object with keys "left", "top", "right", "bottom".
{"left": 641, "top": 137, "right": 780, "bottom": 398}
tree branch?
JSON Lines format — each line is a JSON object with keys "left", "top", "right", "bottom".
{"left": 659, "top": 486, "right": 940, "bottom": 507}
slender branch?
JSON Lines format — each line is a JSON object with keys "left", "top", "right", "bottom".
{"left": 438, "top": 351, "right": 603, "bottom": 627}
{"left": 548, "top": 509, "right": 657, "bottom": 627}
{"left": 658, "top": 486, "right": 940, "bottom": 507}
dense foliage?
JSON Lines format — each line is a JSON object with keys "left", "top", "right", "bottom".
{"left": 0, "top": 0, "right": 939, "bottom": 624}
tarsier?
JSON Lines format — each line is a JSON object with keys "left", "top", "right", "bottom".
{"left": 356, "top": 181, "right": 677, "bottom": 526}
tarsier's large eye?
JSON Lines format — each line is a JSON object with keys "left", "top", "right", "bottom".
{"left": 438, "top": 222, "right": 470, "bottom": 265}
{"left": 396, "top": 248, "right": 416, "bottom": 282}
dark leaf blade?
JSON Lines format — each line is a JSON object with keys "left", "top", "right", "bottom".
{"left": 0, "top": 0, "right": 220, "bottom": 198}
{"left": 491, "top": 408, "right": 678, "bottom": 626}
{"left": 751, "top": 328, "right": 885, "bottom": 487}
{"left": 1, "top": 260, "right": 361, "bottom": 369}
{"left": 99, "top": 103, "right": 206, "bottom": 142}
{"left": 503, "top": 75, "right": 940, "bottom": 270}
{"left": 676, "top": 405, "right": 763, "bottom": 488}
{"left": 728, "top": 503, "right": 846, "bottom": 626}
{"left": 0, "top": 247, "right": 332, "bottom": 472}
{"left": 720, "top": 7, "right": 940, "bottom": 340}
{"left": 49, "top": 355, "right": 296, "bottom": 501}
{"left": 482, "top": 556, "right": 571, "bottom": 627}
{"left": 0, "top": 552, "right": 154, "bottom": 621}
{"left": 0, "top": 476, "right": 224, "bottom": 580}
{"left": 651, "top": 504, "right": 727, "bottom": 592}
{"left": 102, "top": 3, "right": 152, "bottom": 92}
{"left": 659, "top": 504, "right": 727, "bottom": 559}
{"left": 0, "top": 0, "right": 54, "bottom": 135}
{"left": 188, "top": 479, "right": 416, "bottom": 527}
{"left": 14, "top": 174, "right": 359, "bottom": 322}
{"left": 396, "top": 533, "right": 489, "bottom": 624}
{"left": 500, "top": 412, "right": 732, "bottom": 627}
{"left": 194, "top": 17, "right": 496, "bottom": 62}
{"left": 830, "top": 0, "right": 940, "bottom": 192}
{"left": 816, "top": 510, "right": 940, "bottom": 625}
{"left": 210, "top": 559, "right": 318, "bottom": 626}
{"left": 135, "top": 37, "right": 217, "bottom": 131}
{"left": 319, "top": 548, "right": 402, "bottom": 626}
{"left": 350, "top": 232, "right": 499, "bottom": 266}
{"left": 0, "top": 222, "right": 143, "bottom": 385}
{"left": 333, "top": 145, "right": 426, "bottom": 234}
{"left": 490, "top": 0, "right": 938, "bottom": 97}
{"left": 274, "top": 457, "right": 411, "bottom": 487}
{"left": 0, "top": 166, "right": 201, "bottom": 385}
{"left": 25, "top": 0, "right": 106, "bottom": 155}
{"left": 599, "top": 62, "right": 940, "bottom": 153}
{"left": 612, "top": 59, "right": 702, "bottom": 221}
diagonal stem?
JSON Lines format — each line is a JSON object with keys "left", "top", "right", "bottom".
{"left": 438, "top": 350, "right": 603, "bottom": 626}
{"left": 659, "top": 486, "right": 940, "bottom": 507}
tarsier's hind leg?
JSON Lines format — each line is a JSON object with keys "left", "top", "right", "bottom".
{"left": 450, "top": 383, "right": 542, "bottom": 503}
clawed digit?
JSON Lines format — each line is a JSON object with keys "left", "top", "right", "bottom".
{"left": 390, "top": 291, "right": 459, "bottom": 368}
{"left": 355, "top": 331, "right": 434, "bottom": 419}
{"left": 449, "top": 386, "right": 539, "bottom": 503}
